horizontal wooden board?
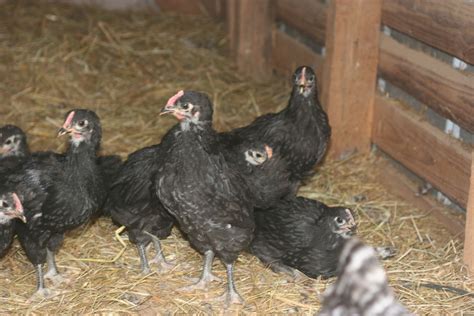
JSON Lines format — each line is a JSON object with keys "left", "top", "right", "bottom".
{"left": 374, "top": 155, "right": 466, "bottom": 238}
{"left": 154, "top": 0, "right": 203, "bottom": 14}
{"left": 379, "top": 35, "right": 474, "bottom": 133}
{"left": 275, "top": 0, "right": 327, "bottom": 45}
{"left": 372, "top": 94, "right": 472, "bottom": 207}
{"left": 200, "top": 0, "right": 225, "bottom": 18}
{"left": 382, "top": 0, "right": 474, "bottom": 64}
{"left": 271, "top": 29, "right": 324, "bottom": 81}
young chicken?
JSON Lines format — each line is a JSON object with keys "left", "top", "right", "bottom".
{"left": 0, "top": 125, "right": 30, "bottom": 173}
{"left": 0, "top": 192, "right": 26, "bottom": 257}
{"left": 222, "top": 142, "right": 295, "bottom": 208}
{"left": 0, "top": 125, "right": 29, "bottom": 159}
{"left": 156, "top": 90, "right": 254, "bottom": 306}
{"left": 0, "top": 124, "right": 120, "bottom": 218}
{"left": 108, "top": 139, "right": 175, "bottom": 274}
{"left": 3, "top": 109, "right": 105, "bottom": 298}
{"left": 318, "top": 238, "right": 411, "bottom": 316}
{"left": 250, "top": 197, "right": 356, "bottom": 278}
{"left": 220, "top": 66, "right": 330, "bottom": 185}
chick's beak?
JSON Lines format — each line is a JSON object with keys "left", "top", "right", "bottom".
{"left": 298, "top": 77, "right": 307, "bottom": 94}
{"left": 160, "top": 104, "right": 175, "bottom": 116}
{"left": 57, "top": 127, "right": 71, "bottom": 137}
{"left": 340, "top": 211, "right": 356, "bottom": 233}
{"left": 264, "top": 145, "right": 273, "bottom": 159}
{"left": 161, "top": 90, "right": 184, "bottom": 117}
{"left": 58, "top": 110, "right": 76, "bottom": 137}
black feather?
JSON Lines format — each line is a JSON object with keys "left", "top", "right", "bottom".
{"left": 156, "top": 91, "right": 255, "bottom": 264}
{"left": 250, "top": 196, "right": 356, "bottom": 278}
{"left": 220, "top": 66, "right": 330, "bottom": 186}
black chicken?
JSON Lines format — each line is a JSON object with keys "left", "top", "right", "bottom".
{"left": 156, "top": 90, "right": 254, "bottom": 306}
{"left": 3, "top": 109, "right": 105, "bottom": 297}
{"left": 220, "top": 66, "right": 330, "bottom": 185}
{"left": 0, "top": 192, "right": 26, "bottom": 257}
{"left": 0, "top": 124, "right": 121, "bottom": 217}
{"left": 318, "top": 238, "right": 411, "bottom": 316}
{"left": 0, "top": 125, "right": 29, "bottom": 159}
{"left": 222, "top": 141, "right": 294, "bottom": 208}
{"left": 108, "top": 138, "right": 176, "bottom": 274}
{"left": 250, "top": 197, "right": 356, "bottom": 278}
{"left": 0, "top": 125, "right": 30, "bottom": 173}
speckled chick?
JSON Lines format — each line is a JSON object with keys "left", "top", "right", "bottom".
{"left": 318, "top": 238, "right": 412, "bottom": 316}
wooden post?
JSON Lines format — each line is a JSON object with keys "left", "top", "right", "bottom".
{"left": 464, "top": 152, "right": 474, "bottom": 273}
{"left": 321, "top": 0, "right": 382, "bottom": 159}
{"left": 226, "top": 0, "right": 273, "bottom": 80}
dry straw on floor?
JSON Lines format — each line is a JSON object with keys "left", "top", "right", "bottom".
{"left": 0, "top": 1, "right": 472, "bottom": 314}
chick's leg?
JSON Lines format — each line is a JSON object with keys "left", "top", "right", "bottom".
{"left": 137, "top": 244, "right": 151, "bottom": 274}
{"left": 215, "top": 263, "right": 244, "bottom": 307}
{"left": 27, "top": 264, "right": 57, "bottom": 301}
{"left": 181, "top": 250, "right": 221, "bottom": 291}
{"left": 44, "top": 250, "right": 59, "bottom": 277}
{"left": 146, "top": 232, "right": 174, "bottom": 271}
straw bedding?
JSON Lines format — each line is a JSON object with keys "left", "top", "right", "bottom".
{"left": 0, "top": 1, "right": 472, "bottom": 314}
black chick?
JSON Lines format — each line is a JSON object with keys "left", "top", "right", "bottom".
{"left": 0, "top": 192, "right": 26, "bottom": 257}
{"left": 95, "top": 154, "right": 123, "bottom": 217}
{"left": 220, "top": 66, "right": 330, "bottom": 185}
{"left": 318, "top": 238, "right": 411, "bottom": 316}
{"left": 222, "top": 141, "right": 295, "bottom": 208}
{"left": 4, "top": 109, "right": 105, "bottom": 298}
{"left": 250, "top": 197, "right": 356, "bottom": 278}
{"left": 107, "top": 140, "right": 175, "bottom": 274}
{"left": 0, "top": 125, "right": 30, "bottom": 172}
{"left": 0, "top": 124, "right": 121, "bottom": 217}
{"left": 156, "top": 90, "right": 254, "bottom": 306}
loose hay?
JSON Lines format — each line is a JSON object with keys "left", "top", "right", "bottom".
{"left": 0, "top": 1, "right": 473, "bottom": 314}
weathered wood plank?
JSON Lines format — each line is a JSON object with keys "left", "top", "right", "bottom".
{"left": 382, "top": 0, "right": 474, "bottom": 64}
{"left": 464, "top": 152, "right": 474, "bottom": 273}
{"left": 226, "top": 0, "right": 274, "bottom": 80}
{"left": 200, "top": 0, "right": 225, "bottom": 18}
{"left": 379, "top": 34, "right": 474, "bottom": 133}
{"left": 271, "top": 29, "right": 324, "bottom": 82}
{"left": 375, "top": 155, "right": 466, "bottom": 238}
{"left": 372, "top": 94, "right": 472, "bottom": 207}
{"left": 155, "top": 0, "right": 203, "bottom": 15}
{"left": 275, "top": 0, "right": 326, "bottom": 45}
{"left": 321, "top": 0, "right": 382, "bottom": 158}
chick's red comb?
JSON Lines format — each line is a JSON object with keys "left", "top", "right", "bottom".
{"left": 12, "top": 193, "right": 23, "bottom": 213}
{"left": 62, "top": 111, "right": 75, "bottom": 129}
{"left": 166, "top": 90, "right": 184, "bottom": 107}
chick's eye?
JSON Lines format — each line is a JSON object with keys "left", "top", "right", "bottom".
{"left": 335, "top": 217, "right": 345, "bottom": 225}
{"left": 255, "top": 152, "right": 262, "bottom": 159}
{"left": 78, "top": 120, "right": 87, "bottom": 127}
{"left": 308, "top": 75, "right": 315, "bottom": 82}
{"left": 2, "top": 201, "right": 8, "bottom": 208}
{"left": 181, "top": 103, "right": 190, "bottom": 110}
{"left": 5, "top": 139, "right": 11, "bottom": 145}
